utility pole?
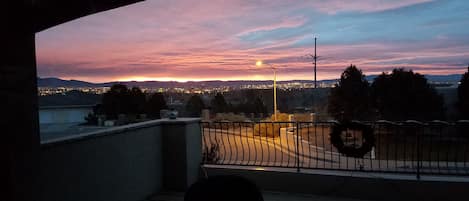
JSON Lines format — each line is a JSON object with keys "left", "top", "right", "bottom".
{"left": 307, "top": 37, "right": 318, "bottom": 88}
{"left": 302, "top": 36, "right": 318, "bottom": 114}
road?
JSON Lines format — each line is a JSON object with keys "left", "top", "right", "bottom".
{"left": 202, "top": 127, "right": 469, "bottom": 174}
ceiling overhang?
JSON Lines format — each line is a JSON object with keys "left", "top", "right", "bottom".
{"left": 33, "top": 0, "right": 144, "bottom": 32}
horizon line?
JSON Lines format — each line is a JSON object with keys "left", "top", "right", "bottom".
{"left": 38, "top": 73, "right": 463, "bottom": 85}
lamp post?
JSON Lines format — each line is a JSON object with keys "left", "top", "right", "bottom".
{"left": 256, "top": 60, "right": 277, "bottom": 121}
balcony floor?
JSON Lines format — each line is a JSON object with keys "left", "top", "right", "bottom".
{"left": 150, "top": 191, "right": 373, "bottom": 201}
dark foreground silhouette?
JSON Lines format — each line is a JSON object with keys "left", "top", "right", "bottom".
{"left": 185, "top": 175, "right": 264, "bottom": 201}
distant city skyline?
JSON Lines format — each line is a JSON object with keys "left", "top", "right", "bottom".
{"left": 37, "top": 0, "right": 469, "bottom": 83}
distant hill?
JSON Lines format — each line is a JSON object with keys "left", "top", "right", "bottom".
{"left": 37, "top": 77, "right": 322, "bottom": 88}
{"left": 37, "top": 74, "right": 462, "bottom": 88}
{"left": 38, "top": 77, "right": 97, "bottom": 87}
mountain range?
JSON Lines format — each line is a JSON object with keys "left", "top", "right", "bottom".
{"left": 37, "top": 74, "right": 462, "bottom": 88}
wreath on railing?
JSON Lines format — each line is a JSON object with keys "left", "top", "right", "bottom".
{"left": 330, "top": 121, "right": 375, "bottom": 158}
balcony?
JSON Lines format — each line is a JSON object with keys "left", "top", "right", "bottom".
{"left": 37, "top": 119, "right": 469, "bottom": 201}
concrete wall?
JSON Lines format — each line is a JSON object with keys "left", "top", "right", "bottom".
{"left": 39, "top": 105, "right": 93, "bottom": 124}
{"left": 39, "top": 118, "right": 201, "bottom": 201}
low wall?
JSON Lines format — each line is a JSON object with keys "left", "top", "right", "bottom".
{"left": 39, "top": 118, "right": 201, "bottom": 201}
{"left": 39, "top": 105, "right": 93, "bottom": 124}
{"left": 205, "top": 165, "right": 469, "bottom": 201}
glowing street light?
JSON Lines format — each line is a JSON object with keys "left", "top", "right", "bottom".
{"left": 256, "top": 60, "right": 278, "bottom": 121}
{"left": 255, "top": 60, "right": 263, "bottom": 67}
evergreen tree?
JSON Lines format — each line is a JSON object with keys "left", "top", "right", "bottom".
{"left": 458, "top": 65, "right": 469, "bottom": 119}
{"left": 129, "top": 87, "right": 145, "bottom": 114}
{"left": 328, "top": 65, "right": 372, "bottom": 121}
{"left": 186, "top": 95, "right": 206, "bottom": 117}
{"left": 102, "top": 84, "right": 131, "bottom": 119}
{"left": 253, "top": 97, "right": 268, "bottom": 114}
{"left": 145, "top": 93, "right": 168, "bottom": 118}
{"left": 210, "top": 93, "right": 228, "bottom": 113}
{"left": 371, "top": 68, "right": 445, "bottom": 121}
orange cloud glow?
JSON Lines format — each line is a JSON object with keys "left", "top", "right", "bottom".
{"left": 36, "top": 0, "right": 469, "bottom": 83}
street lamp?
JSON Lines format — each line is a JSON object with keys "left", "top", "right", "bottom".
{"left": 256, "top": 60, "right": 278, "bottom": 121}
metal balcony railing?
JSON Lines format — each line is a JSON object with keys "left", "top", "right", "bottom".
{"left": 201, "top": 121, "right": 469, "bottom": 177}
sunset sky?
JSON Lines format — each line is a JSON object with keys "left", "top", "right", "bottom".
{"left": 36, "top": 0, "right": 469, "bottom": 83}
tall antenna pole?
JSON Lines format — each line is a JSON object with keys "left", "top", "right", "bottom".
{"left": 314, "top": 37, "right": 317, "bottom": 88}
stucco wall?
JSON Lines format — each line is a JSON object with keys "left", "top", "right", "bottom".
{"left": 39, "top": 121, "right": 163, "bottom": 201}
{"left": 38, "top": 118, "right": 202, "bottom": 201}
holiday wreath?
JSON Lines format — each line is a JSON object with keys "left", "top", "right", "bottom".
{"left": 330, "top": 121, "right": 375, "bottom": 158}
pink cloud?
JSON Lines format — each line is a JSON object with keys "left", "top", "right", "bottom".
{"left": 237, "top": 16, "right": 307, "bottom": 37}
{"left": 36, "top": 0, "right": 467, "bottom": 83}
{"left": 311, "top": 0, "right": 433, "bottom": 14}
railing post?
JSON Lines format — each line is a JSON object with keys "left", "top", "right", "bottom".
{"left": 296, "top": 122, "right": 300, "bottom": 172}
{"left": 416, "top": 124, "right": 421, "bottom": 180}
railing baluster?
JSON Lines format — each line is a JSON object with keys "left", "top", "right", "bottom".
{"left": 353, "top": 129, "right": 357, "bottom": 171}
{"left": 322, "top": 124, "right": 326, "bottom": 169}
{"left": 453, "top": 125, "right": 459, "bottom": 175}
{"left": 307, "top": 123, "right": 312, "bottom": 169}
{"left": 416, "top": 125, "right": 421, "bottom": 180}
{"left": 238, "top": 123, "right": 244, "bottom": 165}
{"left": 199, "top": 121, "right": 468, "bottom": 176}
{"left": 374, "top": 123, "right": 377, "bottom": 171}
{"left": 436, "top": 124, "right": 442, "bottom": 174}
{"left": 385, "top": 124, "right": 390, "bottom": 171}
{"left": 462, "top": 123, "right": 468, "bottom": 174}
{"left": 277, "top": 122, "right": 282, "bottom": 167}
{"left": 314, "top": 123, "right": 319, "bottom": 169}
{"left": 428, "top": 125, "right": 433, "bottom": 174}
{"left": 246, "top": 122, "right": 251, "bottom": 165}
{"left": 330, "top": 122, "right": 332, "bottom": 169}
{"left": 296, "top": 122, "right": 300, "bottom": 172}
{"left": 284, "top": 122, "right": 289, "bottom": 167}
{"left": 265, "top": 122, "right": 271, "bottom": 166}
{"left": 227, "top": 122, "right": 234, "bottom": 164}
{"left": 394, "top": 125, "right": 398, "bottom": 172}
